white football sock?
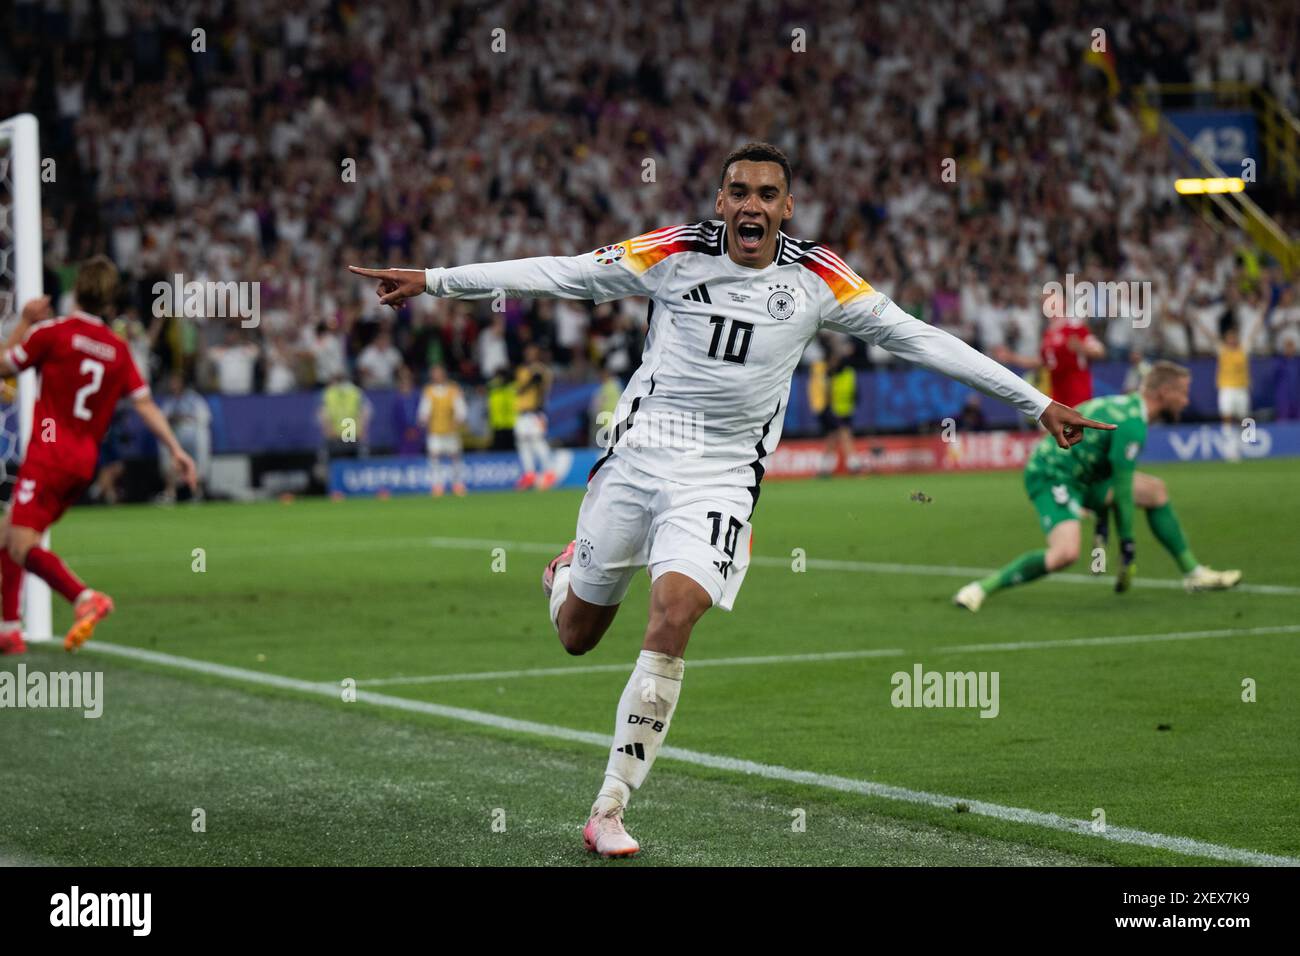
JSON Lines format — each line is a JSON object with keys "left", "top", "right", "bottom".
{"left": 531, "top": 435, "right": 551, "bottom": 473}
{"left": 592, "top": 650, "right": 684, "bottom": 814}
{"left": 518, "top": 440, "right": 537, "bottom": 475}
{"left": 548, "top": 565, "right": 570, "bottom": 632}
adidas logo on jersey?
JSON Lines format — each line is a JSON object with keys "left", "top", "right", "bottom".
{"left": 683, "top": 284, "right": 711, "bottom": 304}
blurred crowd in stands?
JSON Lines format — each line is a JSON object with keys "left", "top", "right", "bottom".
{"left": 2, "top": 0, "right": 1298, "bottom": 409}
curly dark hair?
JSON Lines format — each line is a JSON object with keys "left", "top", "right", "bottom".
{"left": 719, "top": 142, "right": 792, "bottom": 191}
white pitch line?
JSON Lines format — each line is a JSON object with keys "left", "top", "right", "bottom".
{"left": 357, "top": 648, "right": 908, "bottom": 687}
{"left": 64, "top": 534, "right": 1300, "bottom": 595}
{"left": 934, "top": 624, "right": 1300, "bottom": 654}
{"left": 355, "top": 623, "right": 1300, "bottom": 686}
{"left": 67, "top": 640, "right": 1299, "bottom": 867}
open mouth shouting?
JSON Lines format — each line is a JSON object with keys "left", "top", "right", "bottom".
{"left": 736, "top": 220, "right": 766, "bottom": 255}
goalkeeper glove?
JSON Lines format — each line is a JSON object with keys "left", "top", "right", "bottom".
{"left": 1115, "top": 539, "right": 1136, "bottom": 593}
{"left": 1093, "top": 502, "right": 1110, "bottom": 546}
{"left": 1091, "top": 504, "right": 1111, "bottom": 575}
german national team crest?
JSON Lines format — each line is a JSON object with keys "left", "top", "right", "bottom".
{"left": 766, "top": 284, "right": 796, "bottom": 321}
{"left": 577, "top": 538, "right": 594, "bottom": 568}
{"left": 593, "top": 244, "right": 626, "bottom": 265}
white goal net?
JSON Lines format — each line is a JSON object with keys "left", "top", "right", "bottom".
{"left": 0, "top": 113, "right": 52, "bottom": 641}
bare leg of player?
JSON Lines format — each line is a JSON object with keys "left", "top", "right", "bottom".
{"left": 819, "top": 430, "right": 837, "bottom": 476}
{"left": 3, "top": 523, "right": 114, "bottom": 651}
{"left": 838, "top": 424, "right": 856, "bottom": 473}
{"left": 1044, "top": 520, "right": 1082, "bottom": 570}
{"left": 584, "top": 571, "right": 709, "bottom": 857}
{"left": 1220, "top": 415, "right": 1241, "bottom": 463}
{"left": 450, "top": 453, "right": 467, "bottom": 497}
{"left": 953, "top": 521, "right": 1078, "bottom": 612}
{"left": 0, "top": 516, "right": 27, "bottom": 654}
{"left": 534, "top": 433, "right": 557, "bottom": 490}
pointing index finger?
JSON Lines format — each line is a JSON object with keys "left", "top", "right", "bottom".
{"left": 348, "top": 266, "right": 389, "bottom": 278}
{"left": 1074, "top": 415, "right": 1117, "bottom": 431}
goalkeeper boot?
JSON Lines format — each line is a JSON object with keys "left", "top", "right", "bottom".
{"left": 583, "top": 806, "right": 640, "bottom": 858}
{"left": 1183, "top": 566, "right": 1242, "bottom": 592}
{"left": 542, "top": 540, "right": 576, "bottom": 597}
{"left": 952, "top": 582, "right": 986, "bottom": 613}
{"left": 64, "top": 590, "right": 115, "bottom": 652}
{"left": 0, "top": 626, "right": 26, "bottom": 655}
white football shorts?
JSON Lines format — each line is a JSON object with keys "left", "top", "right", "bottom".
{"left": 569, "top": 454, "right": 754, "bottom": 611}
{"left": 513, "top": 411, "right": 546, "bottom": 441}
{"left": 1217, "top": 386, "right": 1250, "bottom": 421}
{"left": 426, "top": 434, "right": 462, "bottom": 457}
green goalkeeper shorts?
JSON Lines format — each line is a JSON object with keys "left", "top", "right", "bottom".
{"left": 1025, "top": 475, "right": 1113, "bottom": 534}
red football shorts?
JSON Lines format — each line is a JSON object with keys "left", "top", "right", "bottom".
{"left": 7, "top": 461, "right": 90, "bottom": 533}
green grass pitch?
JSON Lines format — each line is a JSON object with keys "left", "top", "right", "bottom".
{"left": 1, "top": 459, "right": 1296, "bottom": 866}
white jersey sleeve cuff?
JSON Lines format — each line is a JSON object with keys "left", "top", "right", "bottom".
{"left": 425, "top": 268, "right": 445, "bottom": 296}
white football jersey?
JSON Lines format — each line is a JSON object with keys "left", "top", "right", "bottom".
{"left": 426, "top": 220, "right": 1051, "bottom": 508}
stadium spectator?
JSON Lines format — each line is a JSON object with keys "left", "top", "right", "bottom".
{"left": 392, "top": 365, "right": 425, "bottom": 456}
{"left": 157, "top": 372, "right": 212, "bottom": 502}
{"left": 1, "top": 0, "right": 1296, "bottom": 427}
{"left": 207, "top": 328, "right": 259, "bottom": 395}
{"left": 588, "top": 365, "right": 623, "bottom": 447}
{"left": 356, "top": 327, "right": 404, "bottom": 389}
{"left": 263, "top": 334, "right": 303, "bottom": 394}
{"left": 1271, "top": 286, "right": 1300, "bottom": 352}
{"left": 477, "top": 315, "right": 510, "bottom": 381}
{"left": 305, "top": 321, "right": 347, "bottom": 386}
{"left": 957, "top": 393, "right": 989, "bottom": 433}
{"left": 1123, "top": 350, "right": 1153, "bottom": 393}
{"left": 90, "top": 408, "right": 130, "bottom": 506}
{"left": 1274, "top": 340, "right": 1300, "bottom": 421}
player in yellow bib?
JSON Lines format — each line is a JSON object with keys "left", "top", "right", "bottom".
{"left": 513, "top": 343, "right": 556, "bottom": 490}
{"left": 1215, "top": 326, "right": 1251, "bottom": 462}
{"left": 418, "top": 365, "right": 468, "bottom": 497}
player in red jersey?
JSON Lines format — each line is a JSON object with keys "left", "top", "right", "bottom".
{"left": 997, "top": 314, "right": 1105, "bottom": 409}
{"left": 0, "top": 257, "right": 197, "bottom": 655}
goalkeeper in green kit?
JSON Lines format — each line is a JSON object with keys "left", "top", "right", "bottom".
{"left": 954, "top": 361, "right": 1241, "bottom": 611}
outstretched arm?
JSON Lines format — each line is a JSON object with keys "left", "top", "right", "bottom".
{"left": 993, "top": 344, "right": 1043, "bottom": 368}
{"left": 347, "top": 256, "right": 602, "bottom": 307}
{"left": 833, "top": 290, "right": 1113, "bottom": 449}
{"left": 349, "top": 229, "right": 682, "bottom": 310}
{"left": 133, "top": 394, "right": 198, "bottom": 489}
{"left": 0, "top": 296, "right": 52, "bottom": 376}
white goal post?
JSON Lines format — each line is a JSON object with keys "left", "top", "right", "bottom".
{"left": 0, "top": 113, "right": 53, "bottom": 642}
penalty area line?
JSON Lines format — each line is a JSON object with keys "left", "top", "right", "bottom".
{"left": 75, "top": 639, "right": 1299, "bottom": 867}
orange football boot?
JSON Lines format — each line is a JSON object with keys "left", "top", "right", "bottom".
{"left": 64, "top": 590, "right": 115, "bottom": 652}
